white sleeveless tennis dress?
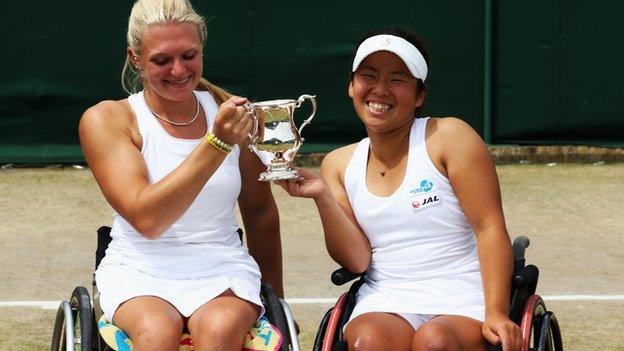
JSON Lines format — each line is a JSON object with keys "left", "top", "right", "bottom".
{"left": 344, "top": 117, "right": 485, "bottom": 325}
{"left": 95, "top": 90, "right": 263, "bottom": 322}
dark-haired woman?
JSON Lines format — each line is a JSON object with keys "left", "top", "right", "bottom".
{"left": 280, "top": 28, "right": 521, "bottom": 351}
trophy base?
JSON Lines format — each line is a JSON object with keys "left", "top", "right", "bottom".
{"left": 258, "top": 168, "right": 298, "bottom": 181}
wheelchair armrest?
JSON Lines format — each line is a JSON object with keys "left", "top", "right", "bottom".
{"left": 512, "top": 236, "right": 530, "bottom": 261}
{"left": 331, "top": 268, "right": 364, "bottom": 286}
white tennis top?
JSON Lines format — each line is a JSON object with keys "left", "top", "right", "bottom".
{"left": 95, "top": 90, "right": 262, "bottom": 320}
{"left": 344, "top": 117, "right": 485, "bottom": 322}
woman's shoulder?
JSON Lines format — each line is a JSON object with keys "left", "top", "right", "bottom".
{"left": 323, "top": 143, "right": 358, "bottom": 166}
{"left": 84, "top": 99, "right": 131, "bottom": 117}
{"left": 79, "top": 99, "right": 139, "bottom": 142}
{"left": 425, "top": 116, "right": 483, "bottom": 148}
{"left": 320, "top": 143, "right": 359, "bottom": 177}
{"left": 426, "top": 116, "right": 476, "bottom": 136}
{"left": 425, "top": 116, "right": 489, "bottom": 171}
{"left": 81, "top": 99, "right": 133, "bottom": 126}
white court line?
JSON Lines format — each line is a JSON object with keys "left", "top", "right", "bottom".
{"left": 286, "top": 298, "right": 336, "bottom": 304}
{"left": 2, "top": 295, "right": 624, "bottom": 309}
{"left": 542, "top": 295, "right": 624, "bottom": 301}
{"left": 0, "top": 301, "right": 61, "bottom": 309}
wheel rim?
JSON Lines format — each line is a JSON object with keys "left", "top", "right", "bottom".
{"left": 520, "top": 295, "right": 547, "bottom": 351}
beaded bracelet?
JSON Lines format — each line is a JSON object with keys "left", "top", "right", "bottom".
{"left": 205, "top": 132, "right": 233, "bottom": 154}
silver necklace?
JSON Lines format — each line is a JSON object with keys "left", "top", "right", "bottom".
{"left": 369, "top": 134, "right": 409, "bottom": 177}
{"left": 145, "top": 94, "right": 200, "bottom": 126}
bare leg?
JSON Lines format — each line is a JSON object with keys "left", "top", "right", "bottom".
{"left": 113, "top": 296, "right": 184, "bottom": 351}
{"left": 344, "top": 312, "right": 414, "bottom": 351}
{"left": 187, "top": 289, "right": 261, "bottom": 351}
{"left": 411, "top": 315, "right": 485, "bottom": 351}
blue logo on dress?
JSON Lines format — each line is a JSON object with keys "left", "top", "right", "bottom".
{"left": 410, "top": 179, "right": 434, "bottom": 194}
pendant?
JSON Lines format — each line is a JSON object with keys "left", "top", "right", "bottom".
{"left": 379, "top": 170, "right": 385, "bottom": 176}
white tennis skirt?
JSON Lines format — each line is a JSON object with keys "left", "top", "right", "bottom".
{"left": 95, "top": 263, "right": 264, "bottom": 322}
{"left": 348, "top": 271, "right": 486, "bottom": 326}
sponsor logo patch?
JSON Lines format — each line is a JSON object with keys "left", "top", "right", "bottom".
{"left": 409, "top": 179, "right": 434, "bottom": 195}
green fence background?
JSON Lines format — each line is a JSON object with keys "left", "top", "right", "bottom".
{"left": 1, "top": 1, "right": 622, "bottom": 163}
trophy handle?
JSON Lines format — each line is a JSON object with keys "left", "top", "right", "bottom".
{"left": 295, "top": 94, "right": 316, "bottom": 136}
{"left": 244, "top": 104, "right": 259, "bottom": 146}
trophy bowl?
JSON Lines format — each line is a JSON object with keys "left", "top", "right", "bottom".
{"left": 247, "top": 94, "right": 316, "bottom": 181}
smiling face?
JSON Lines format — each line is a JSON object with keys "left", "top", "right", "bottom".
{"left": 348, "top": 51, "right": 426, "bottom": 134}
{"left": 131, "top": 22, "right": 203, "bottom": 102}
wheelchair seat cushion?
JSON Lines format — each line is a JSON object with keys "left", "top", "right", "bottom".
{"left": 98, "top": 314, "right": 282, "bottom": 351}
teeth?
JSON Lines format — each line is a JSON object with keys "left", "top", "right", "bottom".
{"left": 367, "top": 101, "right": 391, "bottom": 112}
{"left": 168, "top": 77, "right": 190, "bottom": 85}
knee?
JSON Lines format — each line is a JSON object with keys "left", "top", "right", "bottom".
{"left": 412, "top": 323, "right": 459, "bottom": 351}
{"left": 344, "top": 323, "right": 394, "bottom": 351}
{"left": 190, "top": 310, "right": 250, "bottom": 343}
{"left": 130, "top": 314, "right": 183, "bottom": 349}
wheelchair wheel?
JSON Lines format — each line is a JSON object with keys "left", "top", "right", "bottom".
{"left": 520, "top": 295, "right": 564, "bottom": 351}
{"left": 51, "top": 286, "right": 94, "bottom": 351}
{"left": 260, "top": 283, "right": 292, "bottom": 351}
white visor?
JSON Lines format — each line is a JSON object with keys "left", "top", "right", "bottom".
{"left": 352, "top": 34, "right": 428, "bottom": 82}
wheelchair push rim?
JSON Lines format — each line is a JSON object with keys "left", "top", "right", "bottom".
{"left": 50, "top": 286, "right": 94, "bottom": 351}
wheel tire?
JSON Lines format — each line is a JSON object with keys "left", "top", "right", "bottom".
{"left": 261, "top": 283, "right": 292, "bottom": 351}
{"left": 70, "top": 286, "right": 94, "bottom": 350}
{"left": 537, "top": 312, "right": 564, "bottom": 351}
{"left": 549, "top": 313, "right": 564, "bottom": 351}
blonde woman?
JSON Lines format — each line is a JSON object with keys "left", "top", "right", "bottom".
{"left": 79, "top": 0, "right": 282, "bottom": 349}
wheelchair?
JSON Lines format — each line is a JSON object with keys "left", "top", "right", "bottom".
{"left": 50, "top": 226, "right": 300, "bottom": 351}
{"left": 312, "top": 236, "right": 563, "bottom": 351}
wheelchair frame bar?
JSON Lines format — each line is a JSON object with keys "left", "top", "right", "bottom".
{"left": 279, "top": 298, "right": 301, "bottom": 351}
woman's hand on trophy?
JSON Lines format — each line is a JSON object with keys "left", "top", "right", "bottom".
{"left": 212, "top": 96, "right": 253, "bottom": 146}
{"left": 276, "top": 168, "right": 328, "bottom": 199}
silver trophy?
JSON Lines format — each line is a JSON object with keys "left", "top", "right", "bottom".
{"left": 246, "top": 94, "right": 317, "bottom": 181}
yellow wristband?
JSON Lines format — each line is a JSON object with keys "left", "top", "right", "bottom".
{"left": 205, "top": 132, "right": 233, "bottom": 154}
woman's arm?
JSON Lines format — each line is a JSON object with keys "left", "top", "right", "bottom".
{"left": 430, "top": 117, "right": 521, "bottom": 351}
{"left": 279, "top": 147, "right": 371, "bottom": 273}
{"left": 238, "top": 146, "right": 283, "bottom": 297}
{"left": 79, "top": 96, "right": 251, "bottom": 239}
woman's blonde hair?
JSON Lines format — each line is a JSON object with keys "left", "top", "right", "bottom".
{"left": 121, "top": 0, "right": 231, "bottom": 104}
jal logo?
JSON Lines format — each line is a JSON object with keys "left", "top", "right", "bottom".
{"left": 409, "top": 179, "right": 434, "bottom": 195}
{"left": 412, "top": 195, "right": 439, "bottom": 208}
{"left": 410, "top": 190, "right": 440, "bottom": 211}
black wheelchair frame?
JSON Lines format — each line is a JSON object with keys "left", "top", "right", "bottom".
{"left": 51, "top": 226, "right": 300, "bottom": 351}
{"left": 312, "top": 236, "right": 564, "bottom": 351}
